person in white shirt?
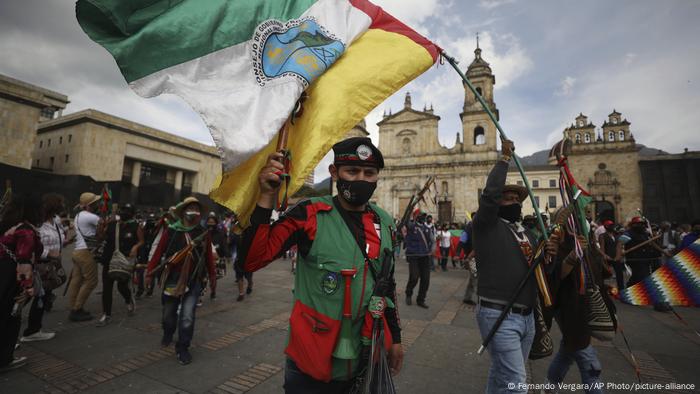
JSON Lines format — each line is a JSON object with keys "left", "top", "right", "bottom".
{"left": 438, "top": 225, "right": 452, "bottom": 271}
{"left": 21, "top": 194, "right": 71, "bottom": 342}
{"left": 67, "top": 192, "right": 103, "bottom": 322}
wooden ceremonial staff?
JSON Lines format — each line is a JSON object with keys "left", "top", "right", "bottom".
{"left": 271, "top": 94, "right": 307, "bottom": 211}
{"left": 621, "top": 234, "right": 662, "bottom": 255}
{"left": 397, "top": 176, "right": 435, "bottom": 233}
{"left": 441, "top": 51, "right": 551, "bottom": 355}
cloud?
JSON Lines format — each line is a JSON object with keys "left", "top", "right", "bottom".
{"left": 479, "top": 0, "right": 517, "bottom": 9}
{"left": 442, "top": 31, "right": 533, "bottom": 90}
{"left": 555, "top": 76, "right": 576, "bottom": 97}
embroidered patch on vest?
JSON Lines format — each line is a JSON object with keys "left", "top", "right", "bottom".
{"left": 320, "top": 271, "right": 340, "bottom": 295}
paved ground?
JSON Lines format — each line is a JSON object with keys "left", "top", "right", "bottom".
{"left": 4, "top": 248, "right": 700, "bottom": 393}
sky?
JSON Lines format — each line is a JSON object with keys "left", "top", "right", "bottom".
{"left": 1, "top": 0, "right": 699, "bottom": 182}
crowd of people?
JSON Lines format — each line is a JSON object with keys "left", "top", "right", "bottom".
{"left": 0, "top": 192, "right": 245, "bottom": 370}
{"left": 1, "top": 135, "right": 699, "bottom": 393}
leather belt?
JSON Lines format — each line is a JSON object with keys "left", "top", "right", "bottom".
{"left": 479, "top": 299, "right": 532, "bottom": 316}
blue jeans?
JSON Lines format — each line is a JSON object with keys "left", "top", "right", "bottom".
{"left": 161, "top": 281, "right": 201, "bottom": 352}
{"left": 547, "top": 342, "right": 603, "bottom": 394}
{"left": 476, "top": 305, "right": 535, "bottom": 393}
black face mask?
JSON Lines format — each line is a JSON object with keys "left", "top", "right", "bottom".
{"left": 498, "top": 203, "right": 521, "bottom": 223}
{"left": 336, "top": 178, "right": 377, "bottom": 207}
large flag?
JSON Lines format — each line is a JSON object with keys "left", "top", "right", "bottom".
{"left": 76, "top": 0, "right": 440, "bottom": 224}
{"left": 620, "top": 239, "right": 700, "bottom": 306}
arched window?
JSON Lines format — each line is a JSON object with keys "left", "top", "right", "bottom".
{"left": 402, "top": 137, "right": 411, "bottom": 154}
{"left": 575, "top": 134, "right": 581, "bottom": 144}
{"left": 608, "top": 131, "right": 615, "bottom": 142}
{"left": 474, "top": 126, "right": 485, "bottom": 145}
{"left": 618, "top": 130, "right": 625, "bottom": 141}
{"left": 584, "top": 133, "right": 591, "bottom": 143}
{"left": 442, "top": 181, "right": 449, "bottom": 195}
{"left": 475, "top": 87, "right": 483, "bottom": 98}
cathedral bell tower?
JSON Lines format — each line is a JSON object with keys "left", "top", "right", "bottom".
{"left": 460, "top": 37, "right": 498, "bottom": 155}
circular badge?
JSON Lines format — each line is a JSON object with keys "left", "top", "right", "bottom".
{"left": 356, "top": 145, "right": 372, "bottom": 160}
{"left": 320, "top": 272, "right": 339, "bottom": 295}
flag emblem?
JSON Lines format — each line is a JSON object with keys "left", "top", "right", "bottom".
{"left": 253, "top": 18, "right": 344, "bottom": 87}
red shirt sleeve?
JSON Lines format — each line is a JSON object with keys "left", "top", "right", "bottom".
{"left": 241, "top": 202, "right": 330, "bottom": 272}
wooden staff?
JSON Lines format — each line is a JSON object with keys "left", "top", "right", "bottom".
{"left": 622, "top": 234, "right": 662, "bottom": 255}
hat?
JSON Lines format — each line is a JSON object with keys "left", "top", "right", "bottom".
{"left": 502, "top": 184, "right": 528, "bottom": 203}
{"left": 629, "top": 216, "right": 644, "bottom": 225}
{"left": 602, "top": 220, "right": 614, "bottom": 227}
{"left": 332, "top": 137, "right": 384, "bottom": 169}
{"left": 78, "top": 192, "right": 101, "bottom": 208}
{"left": 174, "top": 196, "right": 206, "bottom": 220}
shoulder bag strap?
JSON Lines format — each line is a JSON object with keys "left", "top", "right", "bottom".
{"left": 54, "top": 221, "right": 63, "bottom": 253}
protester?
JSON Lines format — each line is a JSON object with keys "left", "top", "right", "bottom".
{"left": 97, "top": 204, "right": 142, "bottom": 327}
{"left": 0, "top": 194, "right": 42, "bottom": 371}
{"left": 206, "top": 213, "right": 228, "bottom": 279}
{"left": 67, "top": 192, "right": 104, "bottom": 322}
{"left": 473, "top": 139, "right": 554, "bottom": 393}
{"left": 438, "top": 225, "right": 451, "bottom": 272}
{"left": 598, "top": 220, "right": 624, "bottom": 290}
{"left": 146, "top": 197, "right": 216, "bottom": 365}
{"left": 21, "top": 193, "right": 69, "bottom": 342}
{"left": 425, "top": 215, "right": 437, "bottom": 271}
{"left": 545, "top": 224, "right": 613, "bottom": 394}
{"left": 616, "top": 217, "right": 669, "bottom": 287}
{"left": 404, "top": 210, "right": 433, "bottom": 308}
{"left": 678, "top": 219, "right": 700, "bottom": 250}
{"left": 240, "top": 137, "right": 402, "bottom": 392}
{"left": 135, "top": 213, "right": 158, "bottom": 298}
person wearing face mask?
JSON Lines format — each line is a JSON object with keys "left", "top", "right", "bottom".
{"left": 615, "top": 217, "right": 670, "bottom": 288}
{"left": 97, "top": 204, "right": 143, "bottom": 327}
{"left": 240, "top": 137, "right": 403, "bottom": 393}
{"left": 472, "top": 139, "right": 541, "bottom": 393}
{"left": 206, "top": 213, "right": 229, "bottom": 279}
{"left": 146, "top": 197, "right": 217, "bottom": 365}
{"left": 404, "top": 210, "right": 434, "bottom": 307}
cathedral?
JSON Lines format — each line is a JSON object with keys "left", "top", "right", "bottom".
{"left": 374, "top": 43, "right": 500, "bottom": 223}
{"left": 374, "top": 44, "right": 646, "bottom": 224}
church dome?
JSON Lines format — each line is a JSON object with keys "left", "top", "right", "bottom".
{"left": 466, "top": 46, "right": 493, "bottom": 78}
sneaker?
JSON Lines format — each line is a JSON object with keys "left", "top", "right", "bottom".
{"left": 417, "top": 302, "right": 429, "bottom": 309}
{"left": 236, "top": 294, "right": 244, "bottom": 302}
{"left": 246, "top": 287, "right": 253, "bottom": 295}
{"left": 176, "top": 349, "right": 192, "bottom": 365}
{"left": 20, "top": 330, "right": 56, "bottom": 342}
{"left": 69, "top": 309, "right": 93, "bottom": 322}
{"left": 96, "top": 315, "right": 111, "bottom": 327}
{"left": 0, "top": 356, "right": 27, "bottom": 373}
{"left": 405, "top": 295, "right": 412, "bottom": 306}
{"left": 196, "top": 298, "right": 203, "bottom": 307}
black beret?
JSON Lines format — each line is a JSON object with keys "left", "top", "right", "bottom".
{"left": 332, "top": 137, "right": 384, "bottom": 169}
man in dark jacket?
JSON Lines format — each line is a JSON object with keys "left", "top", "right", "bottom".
{"left": 473, "top": 140, "right": 538, "bottom": 393}
{"left": 404, "top": 210, "right": 434, "bottom": 308}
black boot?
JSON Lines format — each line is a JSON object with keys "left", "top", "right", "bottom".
{"left": 405, "top": 295, "right": 412, "bottom": 306}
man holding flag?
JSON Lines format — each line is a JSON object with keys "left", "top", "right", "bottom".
{"left": 240, "top": 137, "right": 402, "bottom": 392}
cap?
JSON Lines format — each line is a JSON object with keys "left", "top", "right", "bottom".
{"left": 332, "top": 137, "right": 384, "bottom": 169}
{"left": 629, "top": 216, "right": 644, "bottom": 225}
{"left": 602, "top": 220, "right": 614, "bottom": 227}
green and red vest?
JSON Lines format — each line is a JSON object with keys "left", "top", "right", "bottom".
{"left": 284, "top": 196, "right": 395, "bottom": 382}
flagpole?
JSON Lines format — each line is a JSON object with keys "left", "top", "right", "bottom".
{"left": 441, "top": 51, "right": 551, "bottom": 355}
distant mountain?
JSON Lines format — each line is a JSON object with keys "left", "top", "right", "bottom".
{"left": 314, "top": 176, "right": 331, "bottom": 192}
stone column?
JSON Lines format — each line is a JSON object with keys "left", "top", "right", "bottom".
{"left": 131, "top": 161, "right": 142, "bottom": 187}
{"left": 174, "top": 170, "right": 183, "bottom": 191}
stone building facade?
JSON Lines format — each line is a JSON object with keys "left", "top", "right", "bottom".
{"left": 33, "top": 109, "right": 221, "bottom": 205}
{"left": 549, "top": 111, "right": 642, "bottom": 222}
{"left": 375, "top": 45, "right": 501, "bottom": 223}
{"left": 0, "top": 74, "right": 68, "bottom": 169}
{"left": 375, "top": 45, "right": 648, "bottom": 224}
